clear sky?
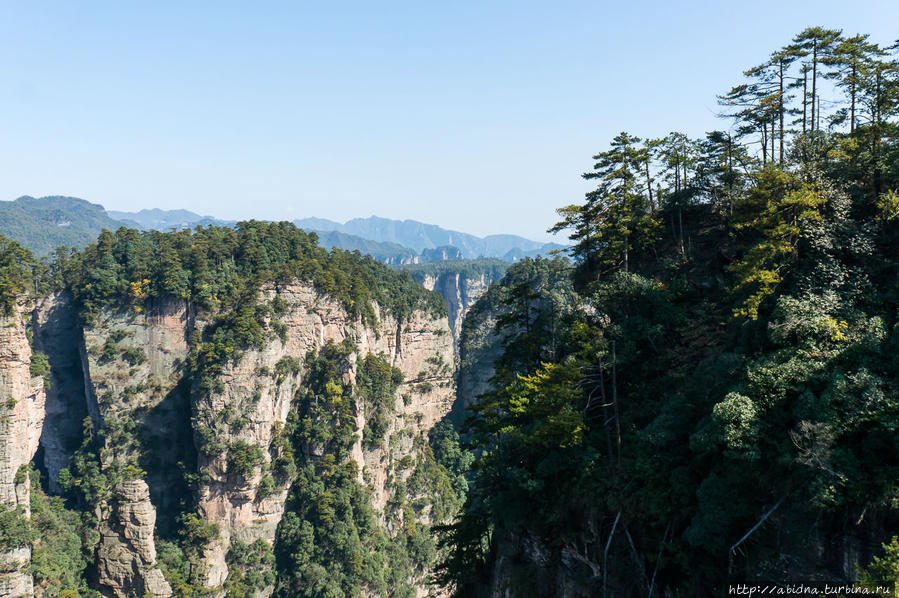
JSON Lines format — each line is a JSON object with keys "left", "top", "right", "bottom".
{"left": 1, "top": 1, "right": 897, "bottom": 242}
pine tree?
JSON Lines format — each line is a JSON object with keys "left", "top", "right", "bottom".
{"left": 791, "top": 27, "right": 842, "bottom": 132}
{"left": 826, "top": 34, "right": 881, "bottom": 132}
{"left": 552, "top": 132, "right": 658, "bottom": 287}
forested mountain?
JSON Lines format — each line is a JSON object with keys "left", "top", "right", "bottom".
{"left": 313, "top": 230, "right": 419, "bottom": 264}
{"left": 438, "top": 27, "right": 899, "bottom": 596}
{"left": 108, "top": 209, "right": 424, "bottom": 263}
{"left": 4, "top": 201, "right": 558, "bottom": 265}
{"left": 0, "top": 196, "right": 132, "bottom": 257}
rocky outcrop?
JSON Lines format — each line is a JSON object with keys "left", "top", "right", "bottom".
{"left": 96, "top": 480, "right": 172, "bottom": 598}
{"left": 0, "top": 299, "right": 46, "bottom": 597}
{"left": 418, "top": 270, "right": 496, "bottom": 340}
{"left": 193, "top": 284, "right": 455, "bottom": 592}
{"left": 2, "top": 275, "right": 455, "bottom": 597}
{"left": 420, "top": 246, "right": 463, "bottom": 262}
{"left": 76, "top": 300, "right": 198, "bottom": 598}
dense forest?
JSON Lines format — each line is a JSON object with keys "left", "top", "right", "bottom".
{"left": 437, "top": 27, "right": 899, "bottom": 595}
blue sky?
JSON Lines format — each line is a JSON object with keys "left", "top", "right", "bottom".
{"left": 1, "top": 1, "right": 897, "bottom": 242}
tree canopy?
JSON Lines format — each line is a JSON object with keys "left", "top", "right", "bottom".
{"left": 440, "top": 26, "right": 899, "bottom": 596}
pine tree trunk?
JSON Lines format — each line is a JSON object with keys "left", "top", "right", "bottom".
{"left": 779, "top": 59, "right": 785, "bottom": 165}
{"left": 597, "top": 367, "right": 615, "bottom": 468}
{"left": 674, "top": 156, "right": 680, "bottom": 194}
{"left": 850, "top": 63, "right": 856, "bottom": 133}
{"left": 611, "top": 341, "right": 621, "bottom": 467}
{"left": 771, "top": 120, "right": 775, "bottom": 162}
{"left": 802, "top": 72, "right": 808, "bottom": 134}
{"left": 818, "top": 96, "right": 821, "bottom": 130}
{"left": 811, "top": 42, "right": 818, "bottom": 131}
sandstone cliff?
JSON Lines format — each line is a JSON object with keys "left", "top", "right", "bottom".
{"left": 73, "top": 298, "right": 201, "bottom": 597}
{"left": 15, "top": 283, "right": 454, "bottom": 597}
{"left": 33, "top": 294, "right": 87, "bottom": 494}
{"left": 0, "top": 298, "right": 46, "bottom": 597}
{"left": 415, "top": 268, "right": 501, "bottom": 341}
{"left": 192, "top": 284, "right": 455, "bottom": 593}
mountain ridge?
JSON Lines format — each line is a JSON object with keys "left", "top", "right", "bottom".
{"left": 2, "top": 196, "right": 565, "bottom": 263}
{"left": 0, "top": 196, "right": 132, "bottom": 256}
{"left": 294, "top": 214, "right": 566, "bottom": 260}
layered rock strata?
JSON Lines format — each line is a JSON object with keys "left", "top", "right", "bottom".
{"left": 0, "top": 299, "right": 46, "bottom": 597}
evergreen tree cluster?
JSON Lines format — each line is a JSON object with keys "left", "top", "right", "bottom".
{"left": 440, "top": 27, "right": 899, "bottom": 596}
{"left": 53, "top": 220, "right": 445, "bottom": 324}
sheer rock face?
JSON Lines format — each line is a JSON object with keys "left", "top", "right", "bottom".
{"left": 457, "top": 304, "right": 502, "bottom": 411}
{"left": 76, "top": 299, "right": 197, "bottom": 598}
{"left": 25, "top": 284, "right": 452, "bottom": 597}
{"left": 0, "top": 298, "right": 46, "bottom": 597}
{"left": 194, "top": 284, "right": 455, "bottom": 592}
{"left": 33, "top": 293, "right": 87, "bottom": 493}
{"left": 419, "top": 272, "right": 491, "bottom": 340}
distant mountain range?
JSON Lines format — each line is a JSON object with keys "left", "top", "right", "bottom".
{"left": 293, "top": 216, "right": 565, "bottom": 261}
{"left": 106, "top": 208, "right": 228, "bottom": 231}
{"left": 1, "top": 196, "right": 566, "bottom": 263}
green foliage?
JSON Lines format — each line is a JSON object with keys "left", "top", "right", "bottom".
{"left": 58, "top": 416, "right": 146, "bottom": 508}
{"left": 272, "top": 342, "right": 450, "bottom": 597}
{"left": 100, "top": 338, "right": 119, "bottom": 362}
{"left": 552, "top": 132, "right": 660, "bottom": 288}
{"left": 225, "top": 539, "right": 276, "bottom": 597}
{"left": 152, "top": 514, "right": 222, "bottom": 594}
{"left": 179, "top": 513, "right": 221, "bottom": 558}
{"left": 429, "top": 421, "right": 474, "bottom": 497}
{"left": 0, "top": 195, "right": 128, "bottom": 257}
{"left": 357, "top": 353, "right": 404, "bottom": 448}
{"left": 445, "top": 31, "right": 899, "bottom": 593}
{"left": 0, "top": 234, "right": 34, "bottom": 316}
{"left": 257, "top": 474, "right": 278, "bottom": 501}
{"left": 27, "top": 468, "right": 95, "bottom": 596}
{"left": 274, "top": 355, "right": 301, "bottom": 382}
{"left": 0, "top": 504, "right": 35, "bottom": 551}
{"left": 60, "top": 221, "right": 444, "bottom": 324}
{"left": 156, "top": 539, "right": 196, "bottom": 597}
{"left": 6, "top": 23, "right": 897, "bottom": 598}
{"left": 876, "top": 189, "right": 899, "bottom": 221}
{"left": 858, "top": 537, "right": 899, "bottom": 590}
{"left": 727, "top": 168, "right": 826, "bottom": 318}
{"left": 121, "top": 345, "right": 147, "bottom": 366}
{"left": 29, "top": 349, "right": 51, "bottom": 388}
{"left": 228, "top": 440, "right": 265, "bottom": 478}
{"left": 399, "top": 258, "right": 510, "bottom": 283}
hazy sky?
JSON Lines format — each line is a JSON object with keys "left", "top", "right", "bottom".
{"left": 2, "top": 1, "right": 897, "bottom": 242}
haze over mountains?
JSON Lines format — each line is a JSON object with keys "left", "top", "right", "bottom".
{"left": 293, "top": 215, "right": 564, "bottom": 260}
{"left": 2, "top": 196, "right": 564, "bottom": 263}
